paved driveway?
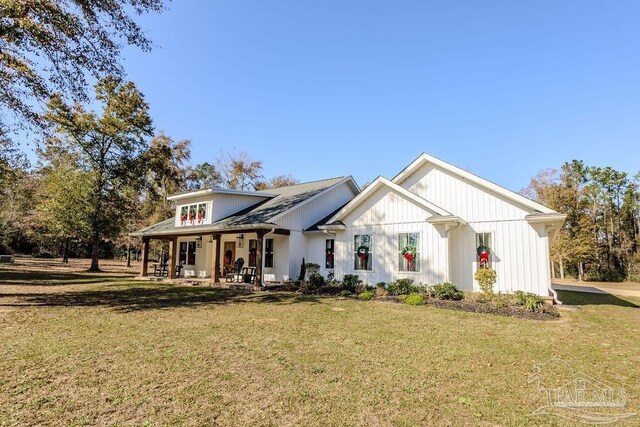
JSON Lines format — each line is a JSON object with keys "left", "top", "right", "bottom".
{"left": 552, "top": 280, "right": 640, "bottom": 299}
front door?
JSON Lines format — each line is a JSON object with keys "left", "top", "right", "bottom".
{"left": 223, "top": 242, "right": 235, "bottom": 270}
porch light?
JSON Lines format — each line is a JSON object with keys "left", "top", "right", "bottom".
{"left": 195, "top": 236, "right": 202, "bottom": 248}
{"left": 236, "top": 234, "right": 244, "bottom": 248}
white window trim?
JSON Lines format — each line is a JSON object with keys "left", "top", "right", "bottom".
{"left": 397, "top": 232, "right": 421, "bottom": 273}
{"left": 353, "top": 234, "right": 374, "bottom": 273}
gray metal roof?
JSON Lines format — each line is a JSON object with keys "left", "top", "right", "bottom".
{"left": 132, "top": 177, "right": 349, "bottom": 237}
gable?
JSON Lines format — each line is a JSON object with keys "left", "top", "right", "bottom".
{"left": 276, "top": 180, "right": 358, "bottom": 230}
{"left": 399, "top": 162, "right": 534, "bottom": 222}
{"left": 344, "top": 185, "right": 434, "bottom": 227}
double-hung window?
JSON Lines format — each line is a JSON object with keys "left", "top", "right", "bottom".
{"left": 398, "top": 232, "right": 420, "bottom": 272}
{"left": 265, "top": 238, "right": 274, "bottom": 268}
{"left": 325, "top": 239, "right": 335, "bottom": 269}
{"left": 354, "top": 234, "right": 372, "bottom": 271}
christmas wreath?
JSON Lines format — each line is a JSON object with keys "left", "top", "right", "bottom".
{"left": 476, "top": 244, "right": 491, "bottom": 268}
{"left": 357, "top": 245, "right": 369, "bottom": 269}
{"left": 402, "top": 245, "right": 417, "bottom": 270}
{"left": 197, "top": 206, "right": 205, "bottom": 222}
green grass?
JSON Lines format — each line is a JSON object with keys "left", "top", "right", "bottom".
{"left": 1, "top": 269, "right": 639, "bottom": 426}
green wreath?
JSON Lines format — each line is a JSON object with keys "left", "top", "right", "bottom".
{"left": 476, "top": 244, "right": 491, "bottom": 255}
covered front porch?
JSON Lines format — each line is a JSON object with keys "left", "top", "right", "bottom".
{"left": 138, "top": 227, "right": 291, "bottom": 285}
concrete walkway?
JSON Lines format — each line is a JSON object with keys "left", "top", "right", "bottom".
{"left": 552, "top": 280, "right": 640, "bottom": 299}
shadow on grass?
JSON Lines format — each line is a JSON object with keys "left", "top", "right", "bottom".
{"left": 556, "top": 290, "right": 640, "bottom": 308}
{"left": 0, "top": 285, "right": 324, "bottom": 312}
{"left": 0, "top": 269, "right": 136, "bottom": 286}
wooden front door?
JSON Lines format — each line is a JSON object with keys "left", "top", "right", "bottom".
{"left": 223, "top": 242, "right": 235, "bottom": 269}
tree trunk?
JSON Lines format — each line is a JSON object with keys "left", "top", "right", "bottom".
{"left": 126, "top": 243, "right": 131, "bottom": 268}
{"left": 62, "top": 237, "right": 69, "bottom": 263}
{"left": 550, "top": 259, "right": 555, "bottom": 279}
{"left": 578, "top": 262, "right": 584, "bottom": 281}
{"left": 559, "top": 257, "right": 565, "bottom": 280}
{"left": 88, "top": 231, "right": 101, "bottom": 272}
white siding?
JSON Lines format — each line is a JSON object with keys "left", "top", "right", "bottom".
{"left": 210, "top": 194, "right": 270, "bottom": 222}
{"left": 400, "top": 163, "right": 532, "bottom": 222}
{"left": 331, "top": 186, "right": 448, "bottom": 286}
{"left": 449, "top": 221, "right": 550, "bottom": 295}
{"left": 174, "top": 194, "right": 269, "bottom": 227}
{"left": 177, "top": 236, "right": 212, "bottom": 278}
{"left": 277, "top": 181, "right": 356, "bottom": 231}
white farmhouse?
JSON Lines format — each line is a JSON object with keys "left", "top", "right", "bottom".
{"left": 132, "top": 153, "right": 565, "bottom": 296}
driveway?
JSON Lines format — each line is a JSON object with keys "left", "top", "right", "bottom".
{"left": 552, "top": 279, "right": 640, "bottom": 299}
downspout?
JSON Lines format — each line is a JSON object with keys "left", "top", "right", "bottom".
{"left": 260, "top": 227, "right": 276, "bottom": 287}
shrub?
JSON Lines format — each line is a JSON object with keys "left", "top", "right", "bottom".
{"left": 430, "top": 282, "right": 463, "bottom": 300}
{"left": 341, "top": 274, "right": 361, "bottom": 293}
{"left": 387, "top": 278, "right": 422, "bottom": 296}
{"left": 358, "top": 291, "right": 375, "bottom": 301}
{"left": 308, "top": 273, "right": 325, "bottom": 290}
{"left": 404, "top": 293, "right": 424, "bottom": 306}
{"left": 375, "top": 283, "right": 388, "bottom": 297}
{"left": 339, "top": 289, "right": 352, "bottom": 297}
{"left": 475, "top": 269, "right": 497, "bottom": 297}
{"left": 305, "top": 263, "right": 321, "bottom": 277}
{"left": 514, "top": 291, "right": 546, "bottom": 312}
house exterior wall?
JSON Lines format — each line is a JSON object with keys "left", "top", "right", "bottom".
{"left": 328, "top": 188, "right": 449, "bottom": 286}
{"left": 399, "top": 163, "right": 531, "bottom": 222}
{"left": 277, "top": 181, "right": 356, "bottom": 231}
{"left": 448, "top": 221, "right": 550, "bottom": 295}
{"left": 174, "top": 194, "right": 269, "bottom": 228}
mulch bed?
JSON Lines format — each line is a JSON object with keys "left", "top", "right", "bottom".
{"left": 356, "top": 295, "right": 559, "bottom": 320}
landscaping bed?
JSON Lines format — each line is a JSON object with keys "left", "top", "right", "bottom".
{"left": 295, "top": 264, "right": 559, "bottom": 320}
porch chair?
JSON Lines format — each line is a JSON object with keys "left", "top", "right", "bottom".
{"left": 225, "top": 258, "right": 245, "bottom": 282}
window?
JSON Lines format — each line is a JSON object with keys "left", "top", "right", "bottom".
{"left": 354, "top": 234, "right": 372, "bottom": 271}
{"left": 188, "top": 205, "right": 197, "bottom": 224}
{"left": 179, "top": 206, "right": 188, "bottom": 225}
{"left": 476, "top": 232, "right": 492, "bottom": 269}
{"left": 248, "top": 239, "right": 257, "bottom": 267}
{"left": 187, "top": 241, "right": 196, "bottom": 265}
{"left": 325, "top": 239, "right": 334, "bottom": 269}
{"left": 265, "top": 238, "right": 274, "bottom": 268}
{"left": 179, "top": 242, "right": 187, "bottom": 265}
{"left": 398, "top": 233, "right": 420, "bottom": 272}
{"left": 197, "top": 203, "right": 207, "bottom": 223}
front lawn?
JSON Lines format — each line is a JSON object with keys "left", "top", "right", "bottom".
{"left": 1, "top": 261, "right": 639, "bottom": 426}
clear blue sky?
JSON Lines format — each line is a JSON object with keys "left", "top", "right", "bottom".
{"left": 118, "top": 1, "right": 637, "bottom": 189}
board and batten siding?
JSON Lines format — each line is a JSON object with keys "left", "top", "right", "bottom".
{"left": 277, "top": 181, "right": 356, "bottom": 231}
{"left": 449, "top": 221, "right": 551, "bottom": 295}
{"left": 399, "top": 163, "right": 532, "bottom": 222}
{"left": 331, "top": 187, "right": 449, "bottom": 286}
{"left": 210, "top": 194, "right": 270, "bottom": 222}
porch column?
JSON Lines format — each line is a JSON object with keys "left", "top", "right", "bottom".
{"left": 255, "top": 230, "right": 266, "bottom": 286}
{"left": 213, "top": 233, "right": 221, "bottom": 282}
{"left": 140, "top": 237, "right": 150, "bottom": 277}
{"left": 168, "top": 237, "right": 178, "bottom": 279}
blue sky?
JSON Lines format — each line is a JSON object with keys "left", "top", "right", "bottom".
{"left": 95, "top": 1, "right": 640, "bottom": 189}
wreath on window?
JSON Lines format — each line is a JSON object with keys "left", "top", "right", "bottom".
{"left": 249, "top": 247, "right": 257, "bottom": 256}
{"left": 402, "top": 245, "right": 416, "bottom": 270}
{"left": 357, "top": 245, "right": 369, "bottom": 269}
{"left": 197, "top": 206, "right": 205, "bottom": 222}
{"left": 476, "top": 244, "right": 491, "bottom": 268}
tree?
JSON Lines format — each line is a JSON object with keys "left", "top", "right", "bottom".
{"left": 0, "top": 0, "right": 164, "bottom": 144}
{"left": 142, "top": 132, "right": 191, "bottom": 221}
{"left": 36, "top": 153, "right": 92, "bottom": 262}
{"left": 255, "top": 174, "right": 300, "bottom": 190}
{"left": 42, "top": 76, "right": 153, "bottom": 271}
{"left": 216, "top": 149, "right": 264, "bottom": 190}
{"left": 186, "top": 162, "right": 222, "bottom": 190}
